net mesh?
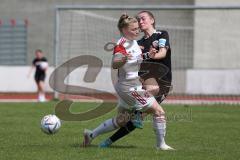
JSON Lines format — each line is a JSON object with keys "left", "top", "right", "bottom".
{"left": 55, "top": 8, "right": 240, "bottom": 104}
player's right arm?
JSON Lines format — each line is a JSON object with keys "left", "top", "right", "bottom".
{"left": 111, "top": 44, "right": 128, "bottom": 69}
{"left": 27, "top": 66, "right": 35, "bottom": 78}
{"left": 149, "top": 31, "right": 170, "bottom": 60}
{"left": 27, "top": 59, "right": 36, "bottom": 78}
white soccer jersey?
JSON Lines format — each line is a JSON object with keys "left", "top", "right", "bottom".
{"left": 116, "top": 37, "right": 142, "bottom": 85}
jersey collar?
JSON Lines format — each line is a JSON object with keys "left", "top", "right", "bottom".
{"left": 144, "top": 29, "right": 157, "bottom": 39}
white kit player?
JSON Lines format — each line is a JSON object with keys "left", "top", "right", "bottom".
{"left": 82, "top": 14, "right": 174, "bottom": 150}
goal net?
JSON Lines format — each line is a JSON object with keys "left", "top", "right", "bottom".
{"left": 53, "top": 6, "right": 240, "bottom": 104}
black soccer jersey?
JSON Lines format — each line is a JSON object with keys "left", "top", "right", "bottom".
{"left": 138, "top": 30, "right": 172, "bottom": 83}
{"left": 32, "top": 57, "right": 48, "bottom": 75}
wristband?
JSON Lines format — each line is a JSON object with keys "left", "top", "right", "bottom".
{"left": 142, "top": 52, "right": 150, "bottom": 59}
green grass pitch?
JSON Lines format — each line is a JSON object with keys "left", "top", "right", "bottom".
{"left": 0, "top": 102, "right": 240, "bottom": 160}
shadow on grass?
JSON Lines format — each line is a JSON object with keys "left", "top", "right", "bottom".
{"left": 70, "top": 143, "right": 137, "bottom": 149}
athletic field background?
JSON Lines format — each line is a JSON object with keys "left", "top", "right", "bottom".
{"left": 0, "top": 102, "right": 239, "bottom": 160}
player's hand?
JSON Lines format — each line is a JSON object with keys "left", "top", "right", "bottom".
{"left": 112, "top": 52, "right": 127, "bottom": 69}
{"left": 149, "top": 46, "right": 158, "bottom": 59}
{"left": 126, "top": 53, "right": 132, "bottom": 60}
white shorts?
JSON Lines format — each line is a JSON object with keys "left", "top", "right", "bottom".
{"left": 115, "top": 85, "right": 155, "bottom": 112}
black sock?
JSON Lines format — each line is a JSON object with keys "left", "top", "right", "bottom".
{"left": 109, "top": 121, "right": 136, "bottom": 143}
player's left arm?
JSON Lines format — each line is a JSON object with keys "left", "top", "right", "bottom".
{"left": 149, "top": 31, "right": 170, "bottom": 59}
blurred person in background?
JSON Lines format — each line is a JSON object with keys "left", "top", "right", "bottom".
{"left": 28, "top": 49, "right": 48, "bottom": 102}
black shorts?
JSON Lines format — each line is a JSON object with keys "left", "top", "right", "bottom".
{"left": 35, "top": 73, "right": 46, "bottom": 83}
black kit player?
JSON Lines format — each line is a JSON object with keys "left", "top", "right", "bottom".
{"left": 28, "top": 49, "right": 48, "bottom": 102}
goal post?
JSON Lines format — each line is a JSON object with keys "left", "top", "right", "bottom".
{"left": 53, "top": 5, "right": 240, "bottom": 104}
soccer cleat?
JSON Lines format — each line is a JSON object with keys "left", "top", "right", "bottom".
{"left": 82, "top": 129, "right": 93, "bottom": 147}
{"left": 157, "top": 144, "right": 175, "bottom": 151}
{"left": 132, "top": 111, "right": 143, "bottom": 129}
{"left": 39, "top": 97, "right": 46, "bottom": 102}
{"left": 99, "top": 138, "right": 113, "bottom": 148}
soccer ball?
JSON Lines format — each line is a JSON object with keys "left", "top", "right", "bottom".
{"left": 41, "top": 114, "right": 61, "bottom": 134}
{"left": 39, "top": 62, "right": 48, "bottom": 70}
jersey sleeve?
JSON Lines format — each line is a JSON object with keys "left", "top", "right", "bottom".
{"left": 158, "top": 30, "right": 170, "bottom": 49}
{"left": 113, "top": 44, "right": 128, "bottom": 56}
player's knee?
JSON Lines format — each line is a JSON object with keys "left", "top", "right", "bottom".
{"left": 155, "top": 110, "right": 165, "bottom": 118}
{"left": 116, "top": 119, "right": 127, "bottom": 127}
{"left": 152, "top": 103, "right": 165, "bottom": 117}
{"left": 116, "top": 112, "right": 130, "bottom": 127}
{"left": 153, "top": 111, "right": 166, "bottom": 122}
{"left": 145, "top": 85, "right": 159, "bottom": 96}
{"left": 151, "top": 87, "right": 160, "bottom": 96}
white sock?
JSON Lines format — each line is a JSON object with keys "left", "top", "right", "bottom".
{"left": 153, "top": 115, "right": 166, "bottom": 147}
{"left": 41, "top": 94, "right": 46, "bottom": 101}
{"left": 38, "top": 93, "right": 46, "bottom": 102}
{"left": 38, "top": 94, "right": 42, "bottom": 101}
{"left": 91, "top": 118, "right": 119, "bottom": 139}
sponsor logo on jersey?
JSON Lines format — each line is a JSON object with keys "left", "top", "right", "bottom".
{"left": 156, "top": 30, "right": 162, "bottom": 34}
{"left": 159, "top": 38, "right": 167, "bottom": 47}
